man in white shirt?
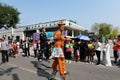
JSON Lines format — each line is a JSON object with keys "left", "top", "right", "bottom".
{"left": 0, "top": 37, "right": 9, "bottom": 63}
{"left": 94, "top": 39, "right": 102, "bottom": 65}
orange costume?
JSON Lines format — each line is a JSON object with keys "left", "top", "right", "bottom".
{"left": 52, "top": 29, "right": 66, "bottom": 76}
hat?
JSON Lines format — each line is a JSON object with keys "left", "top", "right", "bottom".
{"left": 58, "top": 21, "right": 65, "bottom": 25}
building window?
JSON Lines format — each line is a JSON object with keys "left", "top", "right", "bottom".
{"left": 50, "top": 24, "right": 51, "bottom": 26}
{"left": 8, "top": 36, "right": 10, "bottom": 40}
{"left": 26, "top": 27, "right": 28, "bottom": 30}
{"left": 68, "top": 31, "right": 72, "bottom": 36}
{"left": 38, "top": 24, "right": 41, "bottom": 27}
{"left": 69, "top": 23, "right": 71, "bottom": 26}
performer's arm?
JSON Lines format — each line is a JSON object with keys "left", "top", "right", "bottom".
{"left": 54, "top": 31, "right": 71, "bottom": 41}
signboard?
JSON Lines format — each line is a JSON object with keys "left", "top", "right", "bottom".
{"left": 46, "top": 32, "right": 54, "bottom": 38}
{"left": 33, "top": 32, "right": 54, "bottom": 41}
{"left": 33, "top": 33, "right": 40, "bottom": 40}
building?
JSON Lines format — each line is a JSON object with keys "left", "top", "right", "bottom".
{"left": 0, "top": 27, "right": 25, "bottom": 41}
{"left": 0, "top": 19, "right": 85, "bottom": 41}
{"left": 24, "top": 19, "right": 85, "bottom": 40}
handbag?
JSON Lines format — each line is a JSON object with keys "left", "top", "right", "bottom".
{"left": 50, "top": 48, "right": 64, "bottom": 59}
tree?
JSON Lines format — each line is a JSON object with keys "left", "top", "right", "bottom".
{"left": 91, "top": 23, "right": 100, "bottom": 35}
{"left": 111, "top": 27, "right": 119, "bottom": 38}
{"left": 0, "top": 3, "right": 20, "bottom": 29}
{"left": 91, "top": 23, "right": 112, "bottom": 39}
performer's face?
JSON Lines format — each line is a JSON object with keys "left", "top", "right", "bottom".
{"left": 59, "top": 24, "right": 65, "bottom": 31}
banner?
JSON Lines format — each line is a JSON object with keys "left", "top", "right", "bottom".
{"left": 33, "top": 33, "right": 40, "bottom": 40}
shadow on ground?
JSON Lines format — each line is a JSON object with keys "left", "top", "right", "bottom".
{"left": 0, "top": 67, "right": 20, "bottom": 80}
{"left": 31, "top": 61, "right": 51, "bottom": 80}
{"left": 12, "top": 73, "right": 20, "bottom": 80}
{"left": 0, "top": 67, "right": 18, "bottom": 76}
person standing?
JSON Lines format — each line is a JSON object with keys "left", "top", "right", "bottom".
{"left": 65, "top": 40, "right": 73, "bottom": 63}
{"left": 46, "top": 41, "right": 52, "bottom": 60}
{"left": 0, "top": 37, "right": 9, "bottom": 63}
{"left": 94, "top": 38, "right": 102, "bottom": 65}
{"left": 8, "top": 40, "right": 13, "bottom": 57}
{"left": 33, "top": 40, "right": 38, "bottom": 58}
{"left": 87, "top": 40, "right": 95, "bottom": 64}
{"left": 12, "top": 41, "right": 18, "bottom": 58}
{"left": 113, "top": 38, "right": 118, "bottom": 64}
{"left": 40, "top": 27, "right": 47, "bottom": 60}
{"left": 49, "top": 21, "right": 70, "bottom": 80}
{"left": 102, "top": 40, "right": 112, "bottom": 66}
{"left": 80, "top": 40, "right": 85, "bottom": 62}
{"left": 37, "top": 40, "right": 42, "bottom": 61}
{"left": 113, "top": 35, "right": 120, "bottom": 67}
{"left": 16, "top": 41, "right": 20, "bottom": 54}
{"left": 23, "top": 40, "right": 30, "bottom": 57}
{"left": 74, "top": 41, "right": 80, "bottom": 62}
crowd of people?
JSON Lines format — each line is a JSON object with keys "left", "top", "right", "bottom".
{"left": 63, "top": 37, "right": 120, "bottom": 67}
{"left": 0, "top": 21, "right": 120, "bottom": 80}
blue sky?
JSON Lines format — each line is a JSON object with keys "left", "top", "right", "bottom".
{"left": 0, "top": 0, "right": 120, "bottom": 30}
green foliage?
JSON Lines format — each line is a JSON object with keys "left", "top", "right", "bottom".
{"left": 111, "top": 27, "right": 119, "bottom": 38}
{"left": 91, "top": 23, "right": 112, "bottom": 39}
{"left": 99, "top": 23, "right": 112, "bottom": 38}
{"left": 91, "top": 23, "right": 100, "bottom": 35}
{"left": 0, "top": 3, "right": 20, "bottom": 29}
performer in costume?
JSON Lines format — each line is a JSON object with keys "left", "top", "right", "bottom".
{"left": 49, "top": 21, "right": 70, "bottom": 80}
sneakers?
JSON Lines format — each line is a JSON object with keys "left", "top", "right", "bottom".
{"left": 65, "top": 60, "right": 72, "bottom": 63}
{"left": 38, "top": 59, "right": 42, "bottom": 62}
{"left": 96, "top": 62, "right": 100, "bottom": 65}
{"left": 65, "top": 60, "right": 68, "bottom": 63}
{"left": 64, "top": 71, "right": 70, "bottom": 75}
{"left": 68, "top": 60, "right": 71, "bottom": 63}
{"left": 91, "top": 62, "right": 94, "bottom": 64}
{"left": 89, "top": 62, "right": 94, "bottom": 64}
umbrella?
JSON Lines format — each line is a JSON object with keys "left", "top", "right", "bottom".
{"left": 77, "top": 35, "right": 90, "bottom": 41}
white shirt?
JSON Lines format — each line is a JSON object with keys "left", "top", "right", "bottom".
{"left": 0, "top": 42, "right": 1, "bottom": 48}
{"left": 17, "top": 42, "right": 20, "bottom": 48}
{"left": 94, "top": 41, "right": 101, "bottom": 51}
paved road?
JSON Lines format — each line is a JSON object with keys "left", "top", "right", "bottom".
{"left": 0, "top": 55, "right": 120, "bottom": 80}
{"left": 0, "top": 40, "right": 120, "bottom": 80}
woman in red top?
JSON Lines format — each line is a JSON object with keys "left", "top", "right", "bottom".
{"left": 12, "top": 41, "right": 18, "bottom": 58}
{"left": 113, "top": 36, "right": 120, "bottom": 63}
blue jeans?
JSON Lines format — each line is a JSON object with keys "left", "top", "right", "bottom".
{"left": 8, "top": 49, "right": 12, "bottom": 56}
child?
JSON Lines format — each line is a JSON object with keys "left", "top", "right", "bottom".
{"left": 65, "top": 40, "right": 73, "bottom": 63}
